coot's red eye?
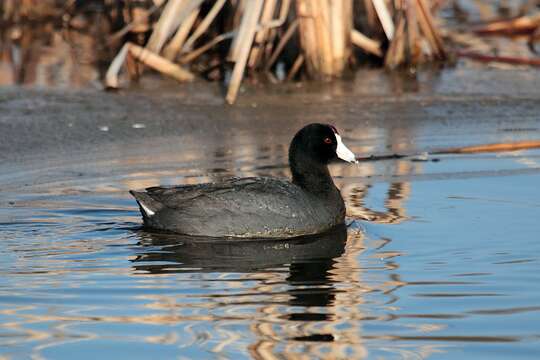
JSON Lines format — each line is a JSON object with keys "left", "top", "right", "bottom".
{"left": 324, "top": 137, "right": 332, "bottom": 144}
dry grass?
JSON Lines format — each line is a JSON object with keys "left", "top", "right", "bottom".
{"left": 5, "top": 1, "right": 536, "bottom": 102}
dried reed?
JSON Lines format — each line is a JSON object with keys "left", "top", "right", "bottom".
{"left": 105, "top": 0, "right": 451, "bottom": 103}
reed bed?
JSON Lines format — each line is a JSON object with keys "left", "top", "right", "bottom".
{"left": 3, "top": 1, "right": 538, "bottom": 103}
{"left": 103, "top": 0, "right": 449, "bottom": 103}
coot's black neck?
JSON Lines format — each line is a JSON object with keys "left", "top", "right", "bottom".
{"left": 289, "top": 152, "right": 337, "bottom": 196}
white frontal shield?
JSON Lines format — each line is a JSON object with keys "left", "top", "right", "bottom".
{"left": 335, "top": 134, "right": 357, "bottom": 163}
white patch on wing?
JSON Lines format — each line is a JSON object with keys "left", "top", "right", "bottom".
{"left": 139, "top": 201, "right": 155, "bottom": 216}
{"left": 335, "top": 134, "right": 357, "bottom": 163}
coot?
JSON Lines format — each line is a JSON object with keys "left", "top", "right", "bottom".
{"left": 130, "top": 123, "right": 357, "bottom": 238}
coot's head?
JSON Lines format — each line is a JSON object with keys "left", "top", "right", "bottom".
{"left": 289, "top": 123, "right": 357, "bottom": 165}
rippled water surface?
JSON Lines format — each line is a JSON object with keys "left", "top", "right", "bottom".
{"left": 1, "top": 83, "right": 540, "bottom": 359}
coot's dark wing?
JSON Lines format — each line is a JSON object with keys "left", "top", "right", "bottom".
{"left": 135, "top": 177, "right": 342, "bottom": 238}
{"left": 144, "top": 177, "right": 252, "bottom": 208}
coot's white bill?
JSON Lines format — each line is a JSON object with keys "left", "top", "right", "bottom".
{"left": 335, "top": 134, "right": 357, "bottom": 163}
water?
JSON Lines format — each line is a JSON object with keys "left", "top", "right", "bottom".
{"left": 2, "top": 1, "right": 540, "bottom": 356}
{"left": 1, "top": 96, "right": 540, "bottom": 359}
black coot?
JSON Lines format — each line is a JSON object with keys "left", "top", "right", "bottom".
{"left": 130, "top": 123, "right": 357, "bottom": 238}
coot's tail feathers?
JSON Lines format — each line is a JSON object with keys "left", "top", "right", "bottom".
{"left": 129, "top": 190, "right": 162, "bottom": 218}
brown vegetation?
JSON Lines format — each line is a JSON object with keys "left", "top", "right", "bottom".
{"left": 1, "top": 1, "right": 538, "bottom": 103}
{"left": 101, "top": 0, "right": 451, "bottom": 103}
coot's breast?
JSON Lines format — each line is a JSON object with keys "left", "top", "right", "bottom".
{"left": 142, "top": 177, "right": 345, "bottom": 238}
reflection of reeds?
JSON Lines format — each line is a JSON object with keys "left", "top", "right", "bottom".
{"left": 337, "top": 152, "right": 415, "bottom": 224}
{"left": 245, "top": 231, "right": 369, "bottom": 359}
{"left": 343, "top": 181, "right": 411, "bottom": 224}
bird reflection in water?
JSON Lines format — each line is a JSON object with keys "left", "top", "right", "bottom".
{"left": 131, "top": 225, "right": 370, "bottom": 358}
{"left": 132, "top": 224, "right": 347, "bottom": 276}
